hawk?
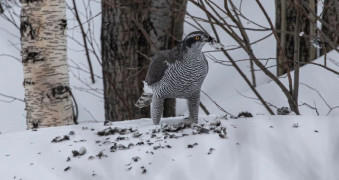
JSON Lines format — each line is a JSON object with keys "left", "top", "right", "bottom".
{"left": 135, "top": 31, "right": 213, "bottom": 125}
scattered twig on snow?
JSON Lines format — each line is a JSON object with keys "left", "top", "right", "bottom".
{"left": 64, "top": 166, "right": 71, "bottom": 172}
{"left": 207, "top": 148, "right": 215, "bottom": 155}
{"left": 51, "top": 135, "right": 70, "bottom": 143}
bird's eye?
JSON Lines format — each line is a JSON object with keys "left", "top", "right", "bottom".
{"left": 195, "top": 36, "right": 200, "bottom": 40}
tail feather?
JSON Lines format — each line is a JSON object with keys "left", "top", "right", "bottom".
{"left": 135, "top": 93, "right": 153, "bottom": 108}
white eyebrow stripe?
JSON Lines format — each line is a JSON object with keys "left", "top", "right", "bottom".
{"left": 185, "top": 33, "right": 203, "bottom": 39}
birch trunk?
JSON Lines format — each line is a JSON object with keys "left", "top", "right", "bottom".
{"left": 21, "top": 0, "right": 74, "bottom": 129}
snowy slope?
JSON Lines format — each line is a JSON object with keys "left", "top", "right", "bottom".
{"left": 1, "top": 116, "right": 338, "bottom": 180}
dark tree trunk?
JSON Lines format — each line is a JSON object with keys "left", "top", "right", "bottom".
{"left": 101, "top": 0, "right": 151, "bottom": 122}
{"left": 321, "top": 0, "right": 339, "bottom": 55}
{"left": 276, "top": 0, "right": 317, "bottom": 76}
{"left": 101, "top": 0, "right": 187, "bottom": 122}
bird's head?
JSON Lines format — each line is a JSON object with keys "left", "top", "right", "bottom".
{"left": 182, "top": 31, "right": 214, "bottom": 50}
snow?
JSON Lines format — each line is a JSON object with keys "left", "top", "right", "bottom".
{"left": 1, "top": 115, "right": 338, "bottom": 180}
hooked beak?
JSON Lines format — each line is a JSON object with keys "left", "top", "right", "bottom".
{"left": 204, "top": 34, "right": 215, "bottom": 43}
{"left": 208, "top": 35, "right": 214, "bottom": 42}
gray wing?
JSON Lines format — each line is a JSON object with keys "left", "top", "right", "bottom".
{"left": 145, "top": 50, "right": 171, "bottom": 86}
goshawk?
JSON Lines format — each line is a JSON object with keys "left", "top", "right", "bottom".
{"left": 135, "top": 31, "right": 213, "bottom": 125}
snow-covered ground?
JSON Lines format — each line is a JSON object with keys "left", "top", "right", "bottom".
{"left": 1, "top": 115, "right": 338, "bottom": 180}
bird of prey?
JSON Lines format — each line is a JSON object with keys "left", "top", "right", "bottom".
{"left": 135, "top": 31, "right": 213, "bottom": 125}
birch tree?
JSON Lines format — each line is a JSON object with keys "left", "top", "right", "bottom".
{"left": 21, "top": 0, "right": 74, "bottom": 129}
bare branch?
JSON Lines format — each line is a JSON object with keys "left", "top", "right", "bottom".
{"left": 0, "top": 92, "right": 24, "bottom": 103}
{"left": 190, "top": 0, "right": 275, "bottom": 114}
{"left": 201, "top": 90, "right": 234, "bottom": 117}
{"left": 300, "top": 82, "right": 339, "bottom": 115}
{"left": 293, "top": 4, "right": 301, "bottom": 110}
{"left": 300, "top": 61, "right": 339, "bottom": 75}
{"left": 300, "top": 101, "right": 319, "bottom": 116}
{"left": 190, "top": 0, "right": 299, "bottom": 114}
{"left": 70, "top": 0, "right": 96, "bottom": 83}
{"left": 199, "top": 102, "right": 210, "bottom": 115}
{"left": 236, "top": 90, "right": 279, "bottom": 110}
{"left": 84, "top": 108, "right": 99, "bottom": 122}
{"left": 0, "top": 54, "right": 21, "bottom": 63}
{"left": 68, "top": 12, "right": 101, "bottom": 30}
{"left": 255, "top": 0, "right": 294, "bottom": 95}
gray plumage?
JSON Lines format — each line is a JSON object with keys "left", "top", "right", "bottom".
{"left": 135, "top": 31, "right": 213, "bottom": 125}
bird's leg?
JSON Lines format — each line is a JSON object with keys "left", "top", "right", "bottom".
{"left": 187, "top": 95, "right": 200, "bottom": 124}
{"left": 151, "top": 98, "right": 164, "bottom": 125}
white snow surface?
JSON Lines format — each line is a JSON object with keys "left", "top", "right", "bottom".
{"left": 1, "top": 115, "right": 339, "bottom": 180}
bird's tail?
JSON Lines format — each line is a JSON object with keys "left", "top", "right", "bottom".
{"left": 135, "top": 93, "right": 153, "bottom": 108}
{"left": 135, "top": 81, "right": 153, "bottom": 108}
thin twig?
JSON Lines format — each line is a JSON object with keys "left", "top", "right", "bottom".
{"left": 190, "top": 0, "right": 274, "bottom": 114}
{"left": 201, "top": 90, "right": 234, "bottom": 117}
{"left": 0, "top": 92, "right": 24, "bottom": 102}
{"left": 300, "top": 82, "right": 339, "bottom": 115}
{"left": 71, "top": 0, "right": 95, "bottom": 83}
{"left": 0, "top": 54, "right": 21, "bottom": 63}
{"left": 68, "top": 12, "right": 101, "bottom": 30}
{"left": 293, "top": 4, "right": 301, "bottom": 110}
{"left": 199, "top": 102, "right": 210, "bottom": 115}
{"left": 254, "top": 0, "right": 298, "bottom": 114}
{"left": 84, "top": 108, "right": 99, "bottom": 122}
{"left": 300, "top": 102, "right": 319, "bottom": 116}
{"left": 236, "top": 90, "right": 279, "bottom": 110}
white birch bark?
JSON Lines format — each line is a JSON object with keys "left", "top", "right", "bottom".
{"left": 21, "top": 0, "right": 73, "bottom": 129}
